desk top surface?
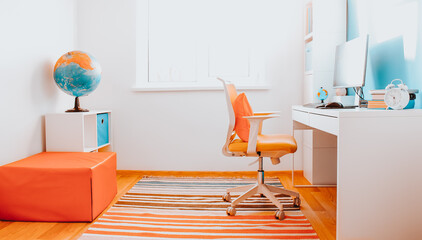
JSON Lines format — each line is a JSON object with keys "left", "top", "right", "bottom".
{"left": 292, "top": 105, "right": 422, "bottom": 118}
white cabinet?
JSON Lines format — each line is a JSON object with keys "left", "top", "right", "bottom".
{"left": 45, "top": 111, "right": 112, "bottom": 152}
{"left": 301, "top": 0, "right": 345, "bottom": 184}
{"left": 302, "top": 129, "right": 337, "bottom": 185}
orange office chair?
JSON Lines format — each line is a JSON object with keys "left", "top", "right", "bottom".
{"left": 217, "top": 78, "right": 300, "bottom": 220}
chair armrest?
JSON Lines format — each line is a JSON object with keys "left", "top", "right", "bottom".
{"left": 244, "top": 115, "right": 280, "bottom": 120}
{"left": 254, "top": 111, "right": 281, "bottom": 116}
{"left": 243, "top": 115, "right": 280, "bottom": 154}
{"left": 251, "top": 113, "right": 281, "bottom": 135}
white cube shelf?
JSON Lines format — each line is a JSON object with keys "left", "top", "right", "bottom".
{"left": 45, "top": 111, "right": 112, "bottom": 152}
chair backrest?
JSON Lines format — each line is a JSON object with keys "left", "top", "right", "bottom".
{"left": 217, "top": 77, "right": 238, "bottom": 156}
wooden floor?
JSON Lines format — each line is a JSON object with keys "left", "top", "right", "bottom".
{"left": 0, "top": 171, "right": 336, "bottom": 240}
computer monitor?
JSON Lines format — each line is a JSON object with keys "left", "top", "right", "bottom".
{"left": 333, "top": 35, "right": 369, "bottom": 89}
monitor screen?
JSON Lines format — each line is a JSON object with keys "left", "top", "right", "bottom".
{"left": 333, "top": 35, "right": 369, "bottom": 88}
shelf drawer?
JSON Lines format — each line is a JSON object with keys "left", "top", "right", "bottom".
{"left": 97, "top": 113, "right": 109, "bottom": 147}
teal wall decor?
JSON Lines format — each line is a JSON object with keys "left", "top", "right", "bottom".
{"left": 347, "top": 0, "right": 422, "bottom": 108}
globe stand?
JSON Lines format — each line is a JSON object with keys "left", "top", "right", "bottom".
{"left": 66, "top": 97, "right": 89, "bottom": 112}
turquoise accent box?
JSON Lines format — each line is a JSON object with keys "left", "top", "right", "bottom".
{"left": 97, "top": 113, "right": 109, "bottom": 147}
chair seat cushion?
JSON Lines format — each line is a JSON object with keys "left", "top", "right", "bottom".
{"left": 228, "top": 134, "right": 297, "bottom": 153}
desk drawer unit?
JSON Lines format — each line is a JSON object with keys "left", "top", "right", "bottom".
{"left": 292, "top": 110, "right": 310, "bottom": 125}
{"left": 309, "top": 114, "right": 338, "bottom": 135}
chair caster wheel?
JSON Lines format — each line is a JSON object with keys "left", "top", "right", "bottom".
{"left": 275, "top": 210, "right": 285, "bottom": 220}
{"left": 222, "top": 193, "right": 231, "bottom": 202}
{"left": 293, "top": 197, "right": 301, "bottom": 207}
{"left": 226, "top": 207, "right": 236, "bottom": 216}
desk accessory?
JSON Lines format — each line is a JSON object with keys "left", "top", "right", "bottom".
{"left": 323, "top": 102, "right": 343, "bottom": 108}
{"left": 53, "top": 51, "right": 102, "bottom": 112}
{"left": 369, "top": 88, "right": 417, "bottom": 109}
{"left": 332, "top": 96, "right": 355, "bottom": 107}
{"left": 317, "top": 87, "right": 328, "bottom": 103}
{"left": 384, "top": 79, "right": 409, "bottom": 110}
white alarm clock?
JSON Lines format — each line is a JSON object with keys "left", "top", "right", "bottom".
{"left": 384, "top": 79, "right": 409, "bottom": 110}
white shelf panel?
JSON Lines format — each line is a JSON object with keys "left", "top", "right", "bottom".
{"left": 98, "top": 143, "right": 111, "bottom": 149}
{"left": 84, "top": 147, "right": 98, "bottom": 152}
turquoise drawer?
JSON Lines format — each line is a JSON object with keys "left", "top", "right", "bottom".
{"left": 97, "top": 113, "right": 109, "bottom": 147}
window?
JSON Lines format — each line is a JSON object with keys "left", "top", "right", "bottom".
{"left": 135, "top": 0, "right": 272, "bottom": 91}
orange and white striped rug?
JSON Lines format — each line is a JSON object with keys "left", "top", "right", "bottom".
{"left": 80, "top": 177, "right": 318, "bottom": 239}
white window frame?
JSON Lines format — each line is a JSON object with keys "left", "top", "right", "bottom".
{"left": 134, "top": 0, "right": 270, "bottom": 92}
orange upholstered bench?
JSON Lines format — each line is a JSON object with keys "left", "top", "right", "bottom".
{"left": 0, "top": 152, "right": 117, "bottom": 222}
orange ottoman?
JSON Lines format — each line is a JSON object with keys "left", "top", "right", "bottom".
{"left": 0, "top": 152, "right": 117, "bottom": 222}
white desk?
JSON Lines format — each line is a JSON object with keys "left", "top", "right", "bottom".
{"left": 292, "top": 105, "right": 422, "bottom": 240}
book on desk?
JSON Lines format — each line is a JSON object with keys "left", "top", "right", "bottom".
{"left": 303, "top": 102, "right": 357, "bottom": 109}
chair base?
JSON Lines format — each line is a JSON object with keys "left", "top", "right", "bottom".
{"left": 223, "top": 158, "right": 301, "bottom": 220}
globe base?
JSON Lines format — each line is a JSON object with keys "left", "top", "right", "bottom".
{"left": 66, "top": 108, "right": 89, "bottom": 112}
{"left": 66, "top": 97, "right": 89, "bottom": 113}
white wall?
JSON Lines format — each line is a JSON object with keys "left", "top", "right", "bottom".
{"left": 0, "top": 0, "right": 76, "bottom": 165}
{"left": 77, "top": 0, "right": 304, "bottom": 171}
